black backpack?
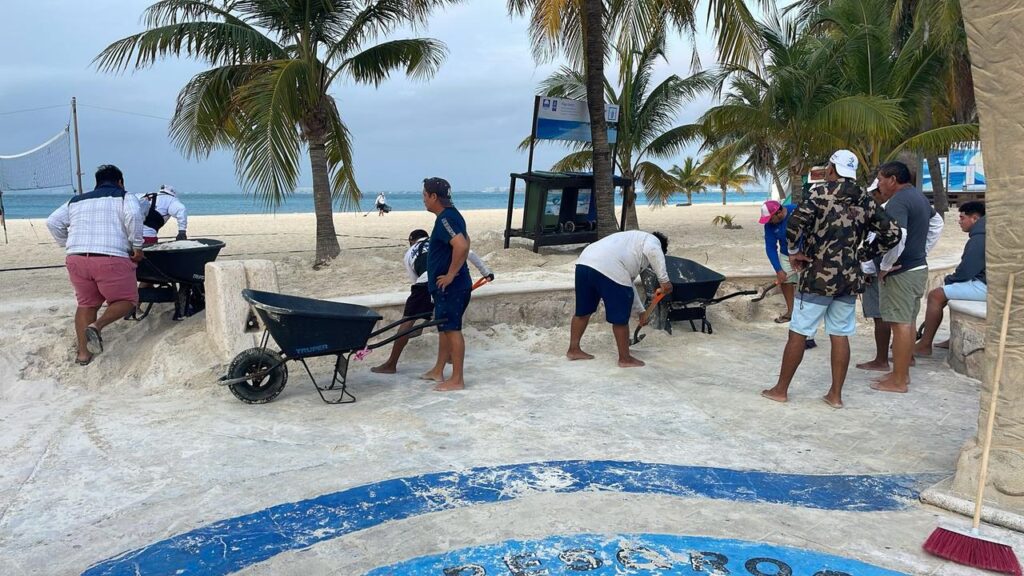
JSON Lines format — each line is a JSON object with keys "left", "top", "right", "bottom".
{"left": 412, "top": 240, "right": 429, "bottom": 277}
{"left": 143, "top": 193, "right": 168, "bottom": 231}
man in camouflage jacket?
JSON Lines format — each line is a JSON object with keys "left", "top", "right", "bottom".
{"left": 762, "top": 150, "right": 901, "bottom": 408}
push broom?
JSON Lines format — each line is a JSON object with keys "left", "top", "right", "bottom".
{"left": 923, "top": 272, "right": 1022, "bottom": 575}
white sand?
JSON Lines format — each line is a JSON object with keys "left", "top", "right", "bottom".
{"left": 1, "top": 204, "right": 995, "bottom": 575}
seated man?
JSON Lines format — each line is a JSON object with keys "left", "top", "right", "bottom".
{"left": 567, "top": 230, "right": 673, "bottom": 368}
{"left": 915, "top": 201, "right": 986, "bottom": 356}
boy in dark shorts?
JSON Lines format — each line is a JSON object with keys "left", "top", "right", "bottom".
{"left": 371, "top": 229, "right": 493, "bottom": 374}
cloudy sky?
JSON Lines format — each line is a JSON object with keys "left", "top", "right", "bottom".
{"left": 0, "top": 1, "right": 718, "bottom": 196}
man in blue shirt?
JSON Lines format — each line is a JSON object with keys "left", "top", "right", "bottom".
{"left": 759, "top": 200, "right": 815, "bottom": 349}
{"left": 420, "top": 177, "right": 472, "bottom": 391}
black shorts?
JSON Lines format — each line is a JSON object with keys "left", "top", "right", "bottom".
{"left": 403, "top": 283, "right": 433, "bottom": 319}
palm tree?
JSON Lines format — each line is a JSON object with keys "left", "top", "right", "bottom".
{"left": 530, "top": 32, "right": 713, "bottom": 228}
{"left": 703, "top": 153, "right": 755, "bottom": 205}
{"left": 668, "top": 156, "right": 708, "bottom": 205}
{"left": 507, "top": 0, "right": 775, "bottom": 237}
{"left": 95, "top": 0, "right": 449, "bottom": 267}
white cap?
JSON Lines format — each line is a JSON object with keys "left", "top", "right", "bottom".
{"left": 829, "top": 150, "right": 858, "bottom": 179}
{"left": 867, "top": 178, "right": 879, "bottom": 192}
{"left": 159, "top": 184, "right": 176, "bottom": 196}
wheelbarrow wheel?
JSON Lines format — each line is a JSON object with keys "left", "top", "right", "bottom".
{"left": 227, "top": 348, "right": 288, "bottom": 404}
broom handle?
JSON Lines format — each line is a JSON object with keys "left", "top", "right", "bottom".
{"left": 973, "top": 272, "right": 1016, "bottom": 530}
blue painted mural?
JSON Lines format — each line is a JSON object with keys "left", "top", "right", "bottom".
{"left": 83, "top": 460, "right": 941, "bottom": 575}
{"left": 368, "top": 533, "right": 907, "bottom": 575}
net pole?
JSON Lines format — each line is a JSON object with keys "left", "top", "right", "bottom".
{"left": 72, "top": 97, "right": 83, "bottom": 194}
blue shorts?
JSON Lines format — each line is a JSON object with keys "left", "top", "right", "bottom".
{"left": 574, "top": 264, "right": 634, "bottom": 325}
{"left": 943, "top": 279, "right": 987, "bottom": 302}
{"left": 433, "top": 288, "right": 471, "bottom": 332}
{"left": 790, "top": 292, "right": 858, "bottom": 337}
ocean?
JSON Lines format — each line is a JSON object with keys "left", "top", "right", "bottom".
{"left": 0, "top": 189, "right": 770, "bottom": 220}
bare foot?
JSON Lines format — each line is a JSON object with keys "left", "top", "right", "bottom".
{"left": 909, "top": 356, "right": 917, "bottom": 367}
{"left": 870, "top": 374, "right": 909, "bottom": 393}
{"left": 617, "top": 356, "right": 645, "bottom": 368}
{"left": 913, "top": 344, "right": 932, "bottom": 357}
{"left": 855, "top": 360, "right": 890, "bottom": 372}
{"left": 419, "top": 370, "right": 444, "bottom": 382}
{"left": 935, "top": 340, "right": 950, "bottom": 349}
{"left": 761, "top": 389, "right": 787, "bottom": 403}
{"left": 370, "top": 364, "right": 397, "bottom": 374}
{"left": 822, "top": 395, "right": 843, "bottom": 409}
{"left": 434, "top": 379, "right": 464, "bottom": 391}
{"left": 566, "top": 349, "right": 595, "bottom": 361}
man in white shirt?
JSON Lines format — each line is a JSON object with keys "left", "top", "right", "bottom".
{"left": 371, "top": 228, "right": 494, "bottom": 374}
{"left": 567, "top": 230, "right": 673, "bottom": 367}
{"left": 46, "top": 164, "right": 144, "bottom": 365}
{"left": 375, "top": 192, "right": 388, "bottom": 216}
{"left": 138, "top": 184, "right": 188, "bottom": 244}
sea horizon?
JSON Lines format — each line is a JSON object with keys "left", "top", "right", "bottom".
{"left": 1, "top": 188, "right": 771, "bottom": 220}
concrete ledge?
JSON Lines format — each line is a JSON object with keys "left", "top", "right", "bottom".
{"left": 921, "top": 477, "right": 1024, "bottom": 533}
{"left": 948, "top": 300, "right": 987, "bottom": 379}
{"left": 205, "top": 260, "right": 279, "bottom": 361}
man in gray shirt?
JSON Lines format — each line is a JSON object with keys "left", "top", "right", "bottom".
{"left": 871, "top": 161, "right": 933, "bottom": 393}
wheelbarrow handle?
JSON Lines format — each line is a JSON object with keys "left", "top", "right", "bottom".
{"left": 367, "top": 317, "right": 447, "bottom": 350}
{"left": 708, "top": 289, "right": 759, "bottom": 304}
{"left": 369, "top": 311, "right": 433, "bottom": 338}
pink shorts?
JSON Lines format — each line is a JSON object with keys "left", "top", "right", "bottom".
{"left": 65, "top": 255, "right": 139, "bottom": 307}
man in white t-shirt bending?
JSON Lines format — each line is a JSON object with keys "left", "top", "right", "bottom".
{"left": 567, "top": 230, "right": 673, "bottom": 367}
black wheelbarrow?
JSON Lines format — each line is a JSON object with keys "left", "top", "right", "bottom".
{"left": 133, "top": 238, "right": 225, "bottom": 321}
{"left": 640, "top": 256, "right": 757, "bottom": 335}
{"left": 218, "top": 289, "right": 445, "bottom": 404}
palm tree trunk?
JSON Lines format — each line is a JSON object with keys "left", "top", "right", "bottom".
{"left": 306, "top": 128, "right": 342, "bottom": 266}
{"left": 581, "top": 0, "right": 616, "bottom": 238}
{"left": 926, "top": 154, "right": 948, "bottom": 214}
{"left": 789, "top": 166, "right": 803, "bottom": 204}
{"left": 623, "top": 166, "right": 639, "bottom": 229}
{"left": 686, "top": 190, "right": 692, "bottom": 205}
{"left": 721, "top": 185, "right": 727, "bottom": 205}
{"left": 948, "top": 0, "right": 1024, "bottom": 514}
{"left": 772, "top": 171, "right": 786, "bottom": 201}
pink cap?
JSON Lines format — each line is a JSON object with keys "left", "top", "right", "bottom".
{"left": 759, "top": 200, "right": 782, "bottom": 224}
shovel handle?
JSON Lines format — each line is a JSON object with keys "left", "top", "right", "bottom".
{"left": 472, "top": 277, "right": 491, "bottom": 291}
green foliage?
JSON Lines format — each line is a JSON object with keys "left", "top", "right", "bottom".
{"left": 711, "top": 214, "right": 742, "bottom": 229}
{"left": 95, "top": 0, "right": 452, "bottom": 264}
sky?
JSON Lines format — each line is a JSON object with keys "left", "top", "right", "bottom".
{"left": 0, "top": 1, "right": 719, "bottom": 195}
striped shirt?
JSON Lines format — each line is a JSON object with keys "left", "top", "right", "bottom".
{"left": 46, "top": 184, "right": 144, "bottom": 257}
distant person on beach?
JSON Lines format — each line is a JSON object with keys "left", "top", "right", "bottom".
{"left": 567, "top": 230, "right": 673, "bottom": 368}
{"left": 759, "top": 199, "right": 816, "bottom": 350}
{"left": 371, "top": 228, "right": 494, "bottom": 375}
{"left": 915, "top": 201, "right": 986, "bottom": 357}
{"left": 761, "top": 150, "right": 901, "bottom": 408}
{"left": 137, "top": 184, "right": 188, "bottom": 244}
{"left": 45, "top": 164, "right": 144, "bottom": 366}
{"left": 856, "top": 177, "right": 944, "bottom": 372}
{"left": 419, "top": 177, "right": 472, "bottom": 391}
{"left": 865, "top": 161, "right": 933, "bottom": 394}
{"left": 376, "top": 192, "right": 388, "bottom": 216}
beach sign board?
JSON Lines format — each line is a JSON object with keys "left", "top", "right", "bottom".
{"left": 535, "top": 97, "right": 619, "bottom": 144}
{"left": 922, "top": 145, "right": 986, "bottom": 192}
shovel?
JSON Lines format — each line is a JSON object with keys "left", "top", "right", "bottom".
{"left": 631, "top": 289, "right": 667, "bottom": 345}
{"left": 750, "top": 282, "right": 779, "bottom": 303}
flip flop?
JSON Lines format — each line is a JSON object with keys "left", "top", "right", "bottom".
{"left": 805, "top": 339, "right": 818, "bottom": 350}
{"left": 774, "top": 314, "right": 791, "bottom": 323}
{"left": 75, "top": 356, "right": 93, "bottom": 366}
{"left": 85, "top": 326, "right": 104, "bottom": 355}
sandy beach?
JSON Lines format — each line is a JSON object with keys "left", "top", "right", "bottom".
{"left": 5, "top": 204, "right": 1015, "bottom": 576}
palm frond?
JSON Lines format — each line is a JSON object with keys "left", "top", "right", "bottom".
{"left": 230, "top": 59, "right": 310, "bottom": 206}
{"left": 323, "top": 97, "right": 363, "bottom": 210}
{"left": 635, "top": 161, "right": 679, "bottom": 207}
{"left": 551, "top": 150, "right": 594, "bottom": 172}
{"left": 643, "top": 124, "right": 705, "bottom": 159}
{"left": 93, "top": 22, "right": 285, "bottom": 73}
{"left": 338, "top": 38, "right": 447, "bottom": 86}
{"left": 886, "top": 123, "right": 979, "bottom": 161}
{"left": 169, "top": 64, "right": 253, "bottom": 159}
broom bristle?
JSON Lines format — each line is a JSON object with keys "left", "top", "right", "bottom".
{"left": 924, "top": 526, "right": 1022, "bottom": 576}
